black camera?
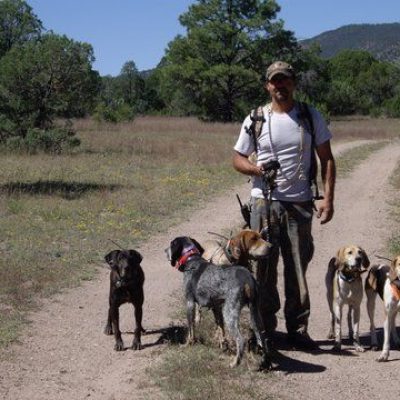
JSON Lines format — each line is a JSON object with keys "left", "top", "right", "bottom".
{"left": 261, "top": 159, "right": 280, "bottom": 187}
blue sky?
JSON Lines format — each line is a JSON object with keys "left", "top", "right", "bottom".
{"left": 27, "top": 0, "right": 400, "bottom": 77}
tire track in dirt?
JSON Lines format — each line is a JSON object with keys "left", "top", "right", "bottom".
{"left": 0, "top": 139, "right": 398, "bottom": 400}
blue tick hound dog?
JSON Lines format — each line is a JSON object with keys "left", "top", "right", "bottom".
{"left": 166, "top": 236, "right": 272, "bottom": 370}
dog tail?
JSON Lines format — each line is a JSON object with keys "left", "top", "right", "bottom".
{"left": 243, "top": 278, "right": 259, "bottom": 304}
{"left": 244, "top": 282, "right": 253, "bottom": 302}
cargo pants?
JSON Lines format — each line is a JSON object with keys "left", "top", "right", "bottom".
{"left": 250, "top": 197, "right": 314, "bottom": 336}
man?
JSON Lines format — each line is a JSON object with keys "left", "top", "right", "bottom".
{"left": 233, "top": 61, "right": 336, "bottom": 350}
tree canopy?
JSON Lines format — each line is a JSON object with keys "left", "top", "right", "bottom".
{"left": 159, "top": 0, "right": 301, "bottom": 121}
{"left": 0, "top": 0, "right": 42, "bottom": 57}
{"left": 0, "top": 1, "right": 100, "bottom": 152}
{"left": 0, "top": 33, "right": 99, "bottom": 135}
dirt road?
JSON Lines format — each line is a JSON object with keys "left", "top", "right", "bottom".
{"left": 0, "top": 140, "right": 399, "bottom": 399}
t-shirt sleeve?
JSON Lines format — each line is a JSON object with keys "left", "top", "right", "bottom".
{"left": 233, "top": 115, "right": 254, "bottom": 156}
{"left": 310, "top": 107, "right": 332, "bottom": 146}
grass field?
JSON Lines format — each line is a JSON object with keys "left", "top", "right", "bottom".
{"left": 0, "top": 115, "right": 399, "bottom": 350}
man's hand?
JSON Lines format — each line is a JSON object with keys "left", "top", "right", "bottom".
{"left": 316, "top": 198, "right": 334, "bottom": 224}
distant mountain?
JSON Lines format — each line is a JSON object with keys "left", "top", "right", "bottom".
{"left": 301, "top": 23, "right": 400, "bottom": 63}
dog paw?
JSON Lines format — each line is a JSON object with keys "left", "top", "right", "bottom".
{"left": 331, "top": 344, "right": 341, "bottom": 353}
{"left": 229, "top": 357, "right": 240, "bottom": 368}
{"left": 370, "top": 344, "right": 379, "bottom": 351}
{"left": 132, "top": 340, "right": 142, "bottom": 350}
{"left": 258, "top": 356, "right": 273, "bottom": 372}
{"left": 114, "top": 340, "right": 125, "bottom": 351}
{"left": 355, "top": 345, "right": 365, "bottom": 353}
{"left": 104, "top": 325, "right": 113, "bottom": 335}
{"left": 377, "top": 352, "right": 389, "bottom": 362}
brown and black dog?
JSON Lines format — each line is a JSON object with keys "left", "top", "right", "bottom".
{"left": 104, "top": 249, "right": 145, "bottom": 351}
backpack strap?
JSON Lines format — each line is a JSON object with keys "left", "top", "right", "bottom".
{"left": 297, "top": 101, "right": 323, "bottom": 200}
{"left": 245, "top": 106, "right": 265, "bottom": 155}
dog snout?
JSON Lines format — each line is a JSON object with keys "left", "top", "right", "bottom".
{"left": 250, "top": 241, "right": 271, "bottom": 259}
{"left": 164, "top": 247, "right": 172, "bottom": 262}
{"left": 355, "top": 255, "right": 362, "bottom": 267}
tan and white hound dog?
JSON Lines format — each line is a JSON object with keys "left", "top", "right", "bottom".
{"left": 326, "top": 245, "right": 370, "bottom": 352}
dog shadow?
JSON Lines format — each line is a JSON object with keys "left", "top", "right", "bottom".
{"left": 269, "top": 331, "right": 359, "bottom": 369}
{"left": 313, "top": 331, "right": 388, "bottom": 356}
{"left": 270, "top": 351, "right": 326, "bottom": 374}
{"left": 139, "top": 325, "right": 188, "bottom": 348}
{"left": 1, "top": 180, "right": 121, "bottom": 200}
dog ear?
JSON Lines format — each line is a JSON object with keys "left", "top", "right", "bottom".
{"left": 328, "top": 257, "right": 338, "bottom": 272}
{"left": 231, "top": 244, "right": 241, "bottom": 260}
{"left": 227, "top": 235, "right": 241, "bottom": 260}
{"left": 240, "top": 229, "right": 255, "bottom": 251}
{"left": 330, "top": 254, "right": 342, "bottom": 270}
{"left": 392, "top": 256, "right": 400, "bottom": 279}
{"left": 105, "top": 250, "right": 120, "bottom": 269}
{"left": 360, "top": 247, "right": 370, "bottom": 269}
{"left": 169, "top": 238, "right": 183, "bottom": 266}
{"left": 189, "top": 237, "right": 204, "bottom": 255}
{"left": 127, "top": 249, "right": 143, "bottom": 264}
{"left": 336, "top": 247, "right": 345, "bottom": 267}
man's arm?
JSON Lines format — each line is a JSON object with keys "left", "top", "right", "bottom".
{"left": 232, "top": 151, "right": 264, "bottom": 177}
{"left": 315, "top": 140, "right": 336, "bottom": 224}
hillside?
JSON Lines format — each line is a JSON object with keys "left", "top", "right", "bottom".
{"left": 301, "top": 23, "right": 400, "bottom": 62}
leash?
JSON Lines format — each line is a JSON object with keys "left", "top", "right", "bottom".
{"left": 206, "top": 231, "right": 236, "bottom": 263}
{"left": 207, "top": 231, "right": 230, "bottom": 241}
{"left": 108, "top": 238, "right": 125, "bottom": 250}
{"left": 375, "top": 254, "right": 393, "bottom": 263}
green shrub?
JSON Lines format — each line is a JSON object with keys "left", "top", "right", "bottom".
{"left": 93, "top": 101, "right": 135, "bottom": 123}
{"left": 5, "top": 127, "right": 80, "bottom": 154}
{"left": 383, "top": 95, "right": 400, "bottom": 117}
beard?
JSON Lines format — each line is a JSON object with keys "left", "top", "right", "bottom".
{"left": 273, "top": 88, "right": 289, "bottom": 102}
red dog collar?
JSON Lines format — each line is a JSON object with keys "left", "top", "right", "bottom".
{"left": 176, "top": 248, "right": 200, "bottom": 269}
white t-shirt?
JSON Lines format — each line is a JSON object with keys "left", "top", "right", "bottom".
{"left": 234, "top": 103, "right": 332, "bottom": 201}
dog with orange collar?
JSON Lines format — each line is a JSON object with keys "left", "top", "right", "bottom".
{"left": 166, "top": 236, "right": 272, "bottom": 370}
{"left": 365, "top": 255, "right": 400, "bottom": 361}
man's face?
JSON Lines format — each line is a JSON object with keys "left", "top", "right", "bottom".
{"left": 266, "top": 74, "right": 295, "bottom": 103}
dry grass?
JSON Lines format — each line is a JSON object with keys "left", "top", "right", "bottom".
{"left": 330, "top": 116, "right": 400, "bottom": 141}
{"left": 389, "top": 160, "right": 400, "bottom": 255}
{"left": 148, "top": 309, "right": 275, "bottom": 400}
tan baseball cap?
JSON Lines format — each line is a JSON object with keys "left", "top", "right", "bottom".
{"left": 266, "top": 61, "right": 295, "bottom": 81}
